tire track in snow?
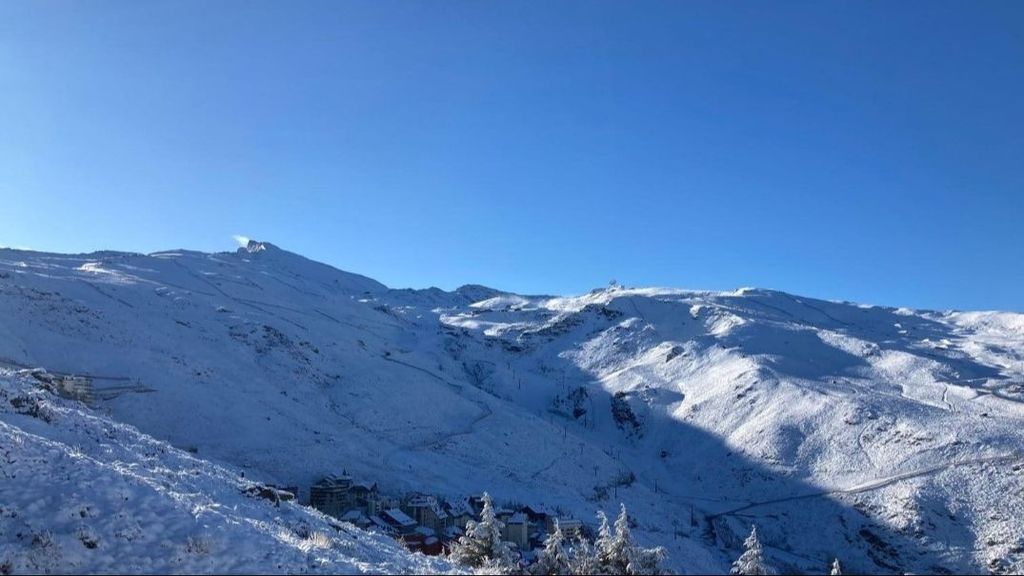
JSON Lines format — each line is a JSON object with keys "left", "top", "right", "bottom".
{"left": 171, "top": 261, "right": 309, "bottom": 330}
{"left": 80, "top": 280, "right": 135, "bottom": 309}
{"left": 781, "top": 293, "right": 853, "bottom": 327}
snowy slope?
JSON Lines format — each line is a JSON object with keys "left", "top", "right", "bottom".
{"left": 0, "top": 368, "right": 455, "bottom": 574}
{"left": 1, "top": 242, "right": 1023, "bottom": 574}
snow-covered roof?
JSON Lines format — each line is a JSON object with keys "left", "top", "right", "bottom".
{"left": 315, "top": 473, "right": 353, "bottom": 488}
{"left": 407, "top": 494, "right": 449, "bottom": 519}
{"left": 507, "top": 512, "right": 527, "bottom": 524}
{"left": 340, "top": 510, "right": 366, "bottom": 522}
{"left": 351, "top": 480, "right": 377, "bottom": 492}
{"left": 383, "top": 508, "right": 416, "bottom": 527}
{"left": 445, "top": 499, "right": 474, "bottom": 517}
{"left": 554, "top": 518, "right": 583, "bottom": 528}
{"left": 369, "top": 515, "right": 395, "bottom": 534}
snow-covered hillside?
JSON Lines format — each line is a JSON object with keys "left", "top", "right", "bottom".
{"left": 1, "top": 241, "right": 1023, "bottom": 574}
{"left": 0, "top": 368, "right": 455, "bottom": 574}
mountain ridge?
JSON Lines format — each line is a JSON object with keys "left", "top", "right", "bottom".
{"left": 1, "top": 240, "right": 1023, "bottom": 574}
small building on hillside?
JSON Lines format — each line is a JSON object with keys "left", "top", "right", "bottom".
{"left": 546, "top": 517, "right": 584, "bottom": 539}
{"left": 340, "top": 509, "right": 372, "bottom": 529}
{"left": 350, "top": 481, "right": 381, "bottom": 515}
{"left": 412, "top": 526, "right": 443, "bottom": 556}
{"left": 468, "top": 494, "right": 488, "bottom": 516}
{"left": 445, "top": 498, "right": 476, "bottom": 532}
{"left": 402, "top": 493, "right": 450, "bottom": 534}
{"left": 31, "top": 371, "right": 94, "bottom": 406}
{"left": 310, "top": 472, "right": 380, "bottom": 518}
{"left": 382, "top": 508, "right": 417, "bottom": 536}
{"left": 310, "top": 474, "right": 354, "bottom": 517}
{"left": 444, "top": 524, "right": 464, "bottom": 542}
{"left": 521, "top": 506, "right": 551, "bottom": 545}
{"left": 502, "top": 512, "right": 529, "bottom": 550}
{"left": 521, "top": 505, "right": 550, "bottom": 524}
{"left": 369, "top": 514, "right": 397, "bottom": 537}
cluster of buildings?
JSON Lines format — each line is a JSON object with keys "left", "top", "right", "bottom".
{"left": 305, "top": 472, "right": 585, "bottom": 557}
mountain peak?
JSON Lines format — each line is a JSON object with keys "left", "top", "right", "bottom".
{"left": 238, "top": 239, "right": 279, "bottom": 254}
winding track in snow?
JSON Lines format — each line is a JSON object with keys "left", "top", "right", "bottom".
{"left": 707, "top": 451, "right": 1023, "bottom": 519}
{"left": 378, "top": 354, "right": 494, "bottom": 467}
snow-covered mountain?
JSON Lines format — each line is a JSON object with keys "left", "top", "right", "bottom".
{"left": 1, "top": 241, "right": 1023, "bottom": 574}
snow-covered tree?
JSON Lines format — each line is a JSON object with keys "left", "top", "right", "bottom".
{"left": 568, "top": 534, "right": 600, "bottom": 576}
{"left": 448, "top": 492, "right": 518, "bottom": 571}
{"left": 730, "top": 525, "right": 774, "bottom": 575}
{"left": 595, "top": 505, "right": 636, "bottom": 573}
{"left": 531, "top": 520, "right": 571, "bottom": 575}
{"left": 829, "top": 558, "right": 842, "bottom": 576}
{"left": 595, "top": 510, "right": 613, "bottom": 549}
{"left": 589, "top": 505, "right": 666, "bottom": 575}
{"left": 626, "top": 543, "right": 667, "bottom": 576}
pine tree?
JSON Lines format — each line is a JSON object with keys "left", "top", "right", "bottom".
{"left": 626, "top": 543, "right": 667, "bottom": 576}
{"left": 568, "top": 534, "right": 600, "bottom": 576}
{"left": 448, "top": 492, "right": 518, "bottom": 570}
{"left": 602, "top": 504, "right": 633, "bottom": 573}
{"left": 592, "top": 510, "right": 615, "bottom": 574}
{"left": 532, "top": 520, "right": 572, "bottom": 575}
{"left": 591, "top": 505, "right": 667, "bottom": 575}
{"left": 829, "top": 558, "right": 842, "bottom": 576}
{"left": 730, "top": 525, "right": 774, "bottom": 576}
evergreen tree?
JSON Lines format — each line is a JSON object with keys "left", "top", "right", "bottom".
{"left": 599, "top": 505, "right": 633, "bottom": 573}
{"left": 532, "top": 520, "right": 571, "bottom": 575}
{"left": 591, "top": 505, "right": 667, "bottom": 575}
{"left": 829, "top": 558, "right": 842, "bottom": 576}
{"left": 448, "top": 492, "right": 518, "bottom": 571}
{"left": 568, "top": 534, "right": 600, "bottom": 576}
{"left": 730, "top": 525, "right": 774, "bottom": 576}
{"left": 592, "top": 510, "right": 615, "bottom": 574}
{"left": 531, "top": 505, "right": 667, "bottom": 576}
{"left": 626, "top": 543, "right": 667, "bottom": 576}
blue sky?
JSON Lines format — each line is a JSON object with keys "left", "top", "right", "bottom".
{"left": 1, "top": 1, "right": 1021, "bottom": 311}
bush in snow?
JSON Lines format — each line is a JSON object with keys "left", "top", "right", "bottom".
{"left": 75, "top": 526, "right": 100, "bottom": 549}
{"left": 730, "top": 525, "right": 774, "bottom": 575}
{"left": 448, "top": 492, "right": 518, "bottom": 571}
{"left": 299, "top": 531, "right": 332, "bottom": 553}
{"left": 26, "top": 530, "right": 61, "bottom": 573}
{"left": 9, "top": 393, "right": 57, "bottom": 423}
{"left": 185, "top": 534, "right": 211, "bottom": 556}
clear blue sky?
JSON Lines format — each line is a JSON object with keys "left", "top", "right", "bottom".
{"left": 1, "top": 1, "right": 1021, "bottom": 311}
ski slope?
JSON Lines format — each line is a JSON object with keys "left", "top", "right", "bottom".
{"left": 1, "top": 240, "right": 1023, "bottom": 574}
